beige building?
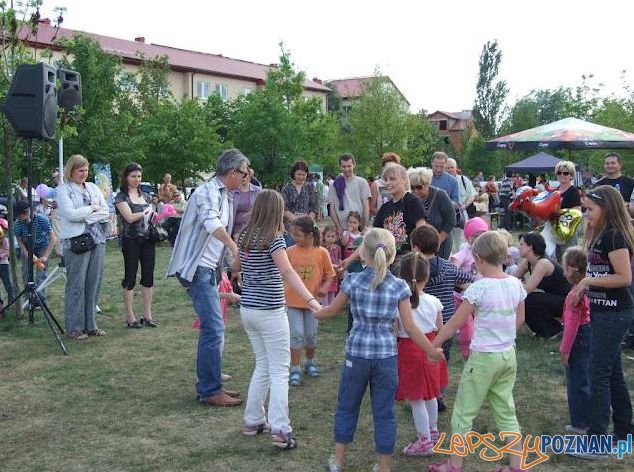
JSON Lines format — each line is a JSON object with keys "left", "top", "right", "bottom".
{"left": 22, "top": 19, "right": 330, "bottom": 108}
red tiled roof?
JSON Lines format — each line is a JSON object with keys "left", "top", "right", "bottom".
{"left": 327, "top": 76, "right": 410, "bottom": 106}
{"left": 327, "top": 77, "right": 369, "bottom": 98}
{"left": 20, "top": 21, "right": 330, "bottom": 93}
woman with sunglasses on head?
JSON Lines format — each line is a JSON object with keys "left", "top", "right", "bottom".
{"left": 114, "top": 163, "right": 157, "bottom": 329}
{"left": 568, "top": 185, "right": 634, "bottom": 459}
{"left": 554, "top": 161, "right": 582, "bottom": 261}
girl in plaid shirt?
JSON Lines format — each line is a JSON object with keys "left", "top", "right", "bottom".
{"left": 316, "top": 228, "right": 444, "bottom": 472}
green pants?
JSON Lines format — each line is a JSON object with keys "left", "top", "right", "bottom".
{"left": 451, "top": 348, "right": 521, "bottom": 436}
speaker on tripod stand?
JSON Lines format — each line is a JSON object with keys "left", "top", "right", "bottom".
{"left": 1, "top": 62, "right": 82, "bottom": 355}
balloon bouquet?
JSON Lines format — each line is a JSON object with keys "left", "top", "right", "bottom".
{"left": 510, "top": 187, "right": 582, "bottom": 259}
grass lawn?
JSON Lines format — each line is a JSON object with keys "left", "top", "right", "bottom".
{"left": 1, "top": 241, "right": 633, "bottom": 471}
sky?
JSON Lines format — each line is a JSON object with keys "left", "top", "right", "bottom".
{"left": 39, "top": 0, "right": 634, "bottom": 114}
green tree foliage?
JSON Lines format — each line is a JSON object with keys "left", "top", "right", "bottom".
{"left": 58, "top": 34, "right": 137, "bottom": 174}
{"left": 346, "top": 74, "right": 409, "bottom": 175}
{"left": 229, "top": 44, "right": 339, "bottom": 186}
{"left": 401, "top": 112, "right": 444, "bottom": 169}
{"left": 137, "top": 99, "right": 223, "bottom": 185}
{"left": 473, "top": 40, "right": 509, "bottom": 138}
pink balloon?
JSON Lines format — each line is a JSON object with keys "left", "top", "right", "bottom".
{"left": 36, "top": 183, "right": 50, "bottom": 199}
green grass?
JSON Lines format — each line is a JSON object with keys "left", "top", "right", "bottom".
{"left": 0, "top": 242, "right": 633, "bottom": 471}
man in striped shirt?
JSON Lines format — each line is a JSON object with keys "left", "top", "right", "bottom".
{"left": 13, "top": 200, "right": 56, "bottom": 303}
{"left": 167, "top": 149, "right": 250, "bottom": 408}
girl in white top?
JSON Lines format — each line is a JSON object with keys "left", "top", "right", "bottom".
{"left": 396, "top": 252, "right": 446, "bottom": 457}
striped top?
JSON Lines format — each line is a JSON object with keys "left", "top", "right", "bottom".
{"left": 13, "top": 214, "right": 52, "bottom": 251}
{"left": 463, "top": 276, "right": 526, "bottom": 352}
{"left": 426, "top": 256, "right": 473, "bottom": 322}
{"left": 239, "top": 234, "right": 287, "bottom": 310}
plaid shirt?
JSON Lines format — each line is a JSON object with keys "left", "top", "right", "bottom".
{"left": 341, "top": 268, "right": 411, "bottom": 359}
{"left": 166, "top": 176, "right": 232, "bottom": 282}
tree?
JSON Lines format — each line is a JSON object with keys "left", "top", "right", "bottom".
{"left": 137, "top": 99, "right": 224, "bottom": 184}
{"left": 473, "top": 40, "right": 509, "bottom": 138}
{"left": 229, "top": 44, "right": 339, "bottom": 186}
{"left": 401, "top": 112, "right": 444, "bottom": 169}
{"left": 346, "top": 73, "right": 409, "bottom": 174}
{"left": 58, "top": 34, "right": 138, "bottom": 173}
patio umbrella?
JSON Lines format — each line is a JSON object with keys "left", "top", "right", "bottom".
{"left": 486, "top": 117, "right": 634, "bottom": 151}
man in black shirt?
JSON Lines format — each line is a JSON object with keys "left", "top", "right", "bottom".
{"left": 594, "top": 152, "right": 634, "bottom": 203}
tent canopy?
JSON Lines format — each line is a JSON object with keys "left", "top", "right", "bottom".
{"left": 504, "top": 152, "right": 580, "bottom": 174}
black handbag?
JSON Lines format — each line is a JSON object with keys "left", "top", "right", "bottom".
{"left": 147, "top": 224, "right": 167, "bottom": 244}
{"left": 70, "top": 233, "right": 96, "bottom": 254}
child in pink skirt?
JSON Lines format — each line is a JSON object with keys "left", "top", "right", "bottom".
{"left": 322, "top": 225, "right": 341, "bottom": 305}
{"left": 396, "top": 252, "right": 447, "bottom": 456}
{"left": 450, "top": 217, "right": 488, "bottom": 360}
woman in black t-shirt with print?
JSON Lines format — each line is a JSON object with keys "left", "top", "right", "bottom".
{"left": 373, "top": 164, "right": 426, "bottom": 255}
{"left": 570, "top": 185, "right": 634, "bottom": 456}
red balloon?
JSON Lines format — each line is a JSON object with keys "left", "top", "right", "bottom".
{"left": 510, "top": 189, "right": 561, "bottom": 220}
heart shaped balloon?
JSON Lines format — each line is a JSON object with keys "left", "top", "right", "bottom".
{"left": 555, "top": 208, "right": 582, "bottom": 242}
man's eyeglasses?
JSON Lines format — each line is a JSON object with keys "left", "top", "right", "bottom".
{"left": 234, "top": 169, "right": 248, "bottom": 178}
{"left": 557, "top": 171, "right": 571, "bottom": 176}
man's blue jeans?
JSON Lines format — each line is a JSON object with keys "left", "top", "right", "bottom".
{"left": 587, "top": 309, "right": 634, "bottom": 439}
{"left": 334, "top": 355, "right": 398, "bottom": 454}
{"left": 565, "top": 323, "right": 591, "bottom": 429}
{"left": 182, "top": 266, "right": 224, "bottom": 399}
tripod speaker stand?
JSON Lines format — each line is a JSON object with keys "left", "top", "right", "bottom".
{"left": 0, "top": 140, "right": 68, "bottom": 355}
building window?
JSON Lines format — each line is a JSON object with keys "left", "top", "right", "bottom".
{"left": 216, "top": 83, "right": 229, "bottom": 101}
{"left": 240, "top": 87, "right": 252, "bottom": 96}
{"left": 439, "top": 120, "right": 448, "bottom": 130}
{"left": 197, "top": 81, "right": 210, "bottom": 99}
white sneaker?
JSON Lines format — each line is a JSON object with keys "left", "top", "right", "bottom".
{"left": 565, "top": 425, "right": 588, "bottom": 435}
{"left": 326, "top": 456, "right": 342, "bottom": 472}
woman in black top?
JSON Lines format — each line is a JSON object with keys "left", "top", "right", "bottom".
{"left": 114, "top": 163, "right": 157, "bottom": 328}
{"left": 570, "top": 186, "right": 634, "bottom": 451}
{"left": 513, "top": 232, "right": 570, "bottom": 337}
{"left": 554, "top": 160, "right": 582, "bottom": 262}
{"left": 373, "top": 164, "right": 426, "bottom": 255}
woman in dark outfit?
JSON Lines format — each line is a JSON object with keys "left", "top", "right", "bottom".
{"left": 513, "top": 232, "right": 570, "bottom": 337}
{"left": 554, "top": 160, "right": 582, "bottom": 262}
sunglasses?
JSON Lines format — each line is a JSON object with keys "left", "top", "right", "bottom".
{"left": 557, "top": 171, "right": 571, "bottom": 176}
{"left": 586, "top": 191, "right": 604, "bottom": 201}
{"left": 412, "top": 184, "right": 427, "bottom": 191}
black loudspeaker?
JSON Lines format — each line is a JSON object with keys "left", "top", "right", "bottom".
{"left": 2, "top": 62, "right": 57, "bottom": 140}
{"left": 57, "top": 69, "right": 82, "bottom": 112}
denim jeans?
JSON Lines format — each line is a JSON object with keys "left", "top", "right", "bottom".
{"left": 22, "top": 246, "right": 48, "bottom": 301}
{"left": 587, "top": 309, "right": 634, "bottom": 439}
{"left": 241, "top": 306, "right": 291, "bottom": 434}
{"left": 287, "top": 307, "right": 318, "bottom": 349}
{"left": 182, "top": 266, "right": 224, "bottom": 399}
{"left": 334, "top": 355, "right": 398, "bottom": 454}
{"left": 0, "top": 263, "right": 16, "bottom": 305}
{"left": 566, "top": 323, "right": 591, "bottom": 429}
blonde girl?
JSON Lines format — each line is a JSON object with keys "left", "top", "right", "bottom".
{"left": 232, "top": 190, "right": 322, "bottom": 450}
{"left": 316, "top": 228, "right": 444, "bottom": 472}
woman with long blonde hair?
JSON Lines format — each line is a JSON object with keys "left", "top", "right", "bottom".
{"left": 570, "top": 185, "right": 634, "bottom": 458}
{"left": 232, "top": 189, "right": 321, "bottom": 450}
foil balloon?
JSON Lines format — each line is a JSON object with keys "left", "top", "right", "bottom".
{"left": 0, "top": 226, "right": 4, "bottom": 242}
{"left": 35, "top": 183, "right": 50, "bottom": 200}
{"left": 555, "top": 208, "right": 583, "bottom": 242}
{"left": 510, "top": 189, "right": 561, "bottom": 221}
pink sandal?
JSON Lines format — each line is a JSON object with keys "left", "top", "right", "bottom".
{"left": 428, "top": 461, "right": 463, "bottom": 472}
